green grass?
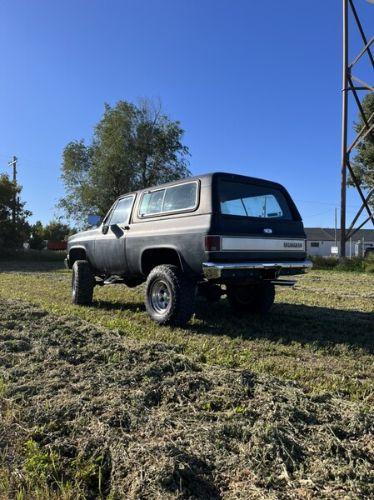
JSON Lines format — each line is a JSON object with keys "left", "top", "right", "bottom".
{"left": 0, "top": 261, "right": 373, "bottom": 403}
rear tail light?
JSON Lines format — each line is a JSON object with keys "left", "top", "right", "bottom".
{"left": 205, "top": 235, "right": 221, "bottom": 251}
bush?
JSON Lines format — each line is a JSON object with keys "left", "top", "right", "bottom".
{"left": 364, "top": 252, "right": 374, "bottom": 273}
{"left": 335, "top": 256, "right": 365, "bottom": 272}
{"left": 310, "top": 256, "right": 339, "bottom": 270}
{"left": 310, "top": 255, "right": 370, "bottom": 272}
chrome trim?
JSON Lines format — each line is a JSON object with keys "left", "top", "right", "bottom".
{"left": 202, "top": 260, "right": 313, "bottom": 279}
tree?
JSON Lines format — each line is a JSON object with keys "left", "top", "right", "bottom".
{"left": 29, "top": 221, "right": 45, "bottom": 250}
{"left": 351, "top": 92, "right": 374, "bottom": 207}
{"left": 0, "top": 174, "right": 31, "bottom": 253}
{"left": 43, "top": 220, "right": 72, "bottom": 241}
{"left": 29, "top": 220, "right": 73, "bottom": 249}
{"left": 59, "top": 99, "right": 190, "bottom": 221}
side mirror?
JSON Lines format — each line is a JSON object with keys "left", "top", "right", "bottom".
{"left": 87, "top": 214, "right": 102, "bottom": 227}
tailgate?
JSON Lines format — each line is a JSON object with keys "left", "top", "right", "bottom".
{"left": 207, "top": 175, "right": 307, "bottom": 262}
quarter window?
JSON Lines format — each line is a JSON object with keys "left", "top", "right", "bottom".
{"left": 139, "top": 182, "right": 198, "bottom": 217}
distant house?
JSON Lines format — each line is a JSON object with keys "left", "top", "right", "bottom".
{"left": 305, "top": 227, "right": 374, "bottom": 257}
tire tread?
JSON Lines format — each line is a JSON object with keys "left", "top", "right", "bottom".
{"left": 145, "top": 264, "right": 195, "bottom": 326}
{"left": 72, "top": 260, "right": 94, "bottom": 305}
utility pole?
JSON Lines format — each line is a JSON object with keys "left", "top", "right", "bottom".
{"left": 8, "top": 155, "right": 17, "bottom": 184}
{"left": 8, "top": 156, "right": 18, "bottom": 224}
{"left": 340, "top": 0, "right": 349, "bottom": 258}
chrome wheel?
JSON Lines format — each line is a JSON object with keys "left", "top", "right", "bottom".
{"left": 150, "top": 279, "right": 171, "bottom": 314}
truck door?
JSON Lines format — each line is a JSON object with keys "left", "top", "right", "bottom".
{"left": 94, "top": 195, "right": 135, "bottom": 275}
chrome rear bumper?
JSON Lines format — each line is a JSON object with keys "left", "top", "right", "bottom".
{"left": 202, "top": 260, "right": 313, "bottom": 280}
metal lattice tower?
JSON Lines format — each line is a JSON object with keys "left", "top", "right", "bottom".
{"left": 340, "top": 0, "right": 374, "bottom": 257}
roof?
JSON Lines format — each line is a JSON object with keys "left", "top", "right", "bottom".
{"left": 305, "top": 227, "right": 374, "bottom": 242}
{"left": 128, "top": 172, "right": 286, "bottom": 195}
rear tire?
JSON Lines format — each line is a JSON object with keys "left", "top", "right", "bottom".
{"left": 145, "top": 265, "right": 196, "bottom": 326}
{"left": 72, "top": 260, "right": 94, "bottom": 305}
{"left": 226, "top": 282, "right": 275, "bottom": 314}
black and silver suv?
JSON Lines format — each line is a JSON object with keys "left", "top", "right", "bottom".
{"left": 66, "top": 172, "right": 312, "bottom": 325}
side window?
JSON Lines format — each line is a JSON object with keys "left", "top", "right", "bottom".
{"left": 139, "top": 189, "right": 165, "bottom": 216}
{"left": 139, "top": 182, "right": 198, "bottom": 217}
{"left": 163, "top": 183, "right": 197, "bottom": 212}
{"left": 109, "top": 196, "right": 134, "bottom": 225}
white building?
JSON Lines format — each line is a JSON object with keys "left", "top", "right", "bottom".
{"left": 305, "top": 227, "right": 374, "bottom": 257}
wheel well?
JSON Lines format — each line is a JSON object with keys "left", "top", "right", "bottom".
{"left": 69, "top": 247, "right": 87, "bottom": 267}
{"left": 141, "top": 248, "right": 183, "bottom": 276}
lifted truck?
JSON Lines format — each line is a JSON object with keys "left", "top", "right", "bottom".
{"left": 66, "top": 172, "right": 312, "bottom": 325}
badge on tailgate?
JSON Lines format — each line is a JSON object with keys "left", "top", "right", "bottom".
{"left": 284, "top": 241, "right": 303, "bottom": 248}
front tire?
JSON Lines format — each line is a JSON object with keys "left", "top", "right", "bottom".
{"left": 145, "top": 265, "right": 196, "bottom": 326}
{"left": 226, "top": 282, "right": 275, "bottom": 314}
{"left": 72, "top": 260, "right": 94, "bottom": 305}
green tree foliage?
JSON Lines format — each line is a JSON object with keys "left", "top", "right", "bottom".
{"left": 29, "top": 220, "right": 73, "bottom": 249}
{"left": 351, "top": 92, "right": 374, "bottom": 205}
{"left": 0, "top": 174, "right": 31, "bottom": 253}
{"left": 59, "top": 99, "right": 190, "bottom": 221}
{"left": 29, "top": 221, "right": 45, "bottom": 250}
{"left": 43, "top": 220, "right": 72, "bottom": 241}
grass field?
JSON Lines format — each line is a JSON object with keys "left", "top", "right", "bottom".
{"left": 0, "top": 261, "right": 373, "bottom": 498}
{"left": 0, "top": 261, "right": 372, "bottom": 403}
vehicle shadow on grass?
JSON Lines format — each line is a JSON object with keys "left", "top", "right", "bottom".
{"left": 92, "top": 297, "right": 373, "bottom": 353}
{"left": 92, "top": 299, "right": 145, "bottom": 314}
{"left": 191, "top": 300, "right": 374, "bottom": 353}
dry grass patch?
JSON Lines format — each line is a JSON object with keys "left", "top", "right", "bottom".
{"left": 0, "top": 299, "right": 373, "bottom": 499}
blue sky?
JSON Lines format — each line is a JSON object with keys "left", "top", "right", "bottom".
{"left": 0, "top": 0, "right": 373, "bottom": 227}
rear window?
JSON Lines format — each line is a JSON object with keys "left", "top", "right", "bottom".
{"left": 218, "top": 180, "right": 293, "bottom": 220}
{"left": 139, "top": 181, "right": 198, "bottom": 217}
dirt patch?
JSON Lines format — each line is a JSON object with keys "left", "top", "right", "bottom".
{"left": 0, "top": 299, "right": 372, "bottom": 499}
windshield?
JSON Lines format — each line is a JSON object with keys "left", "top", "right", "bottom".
{"left": 217, "top": 179, "right": 293, "bottom": 220}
